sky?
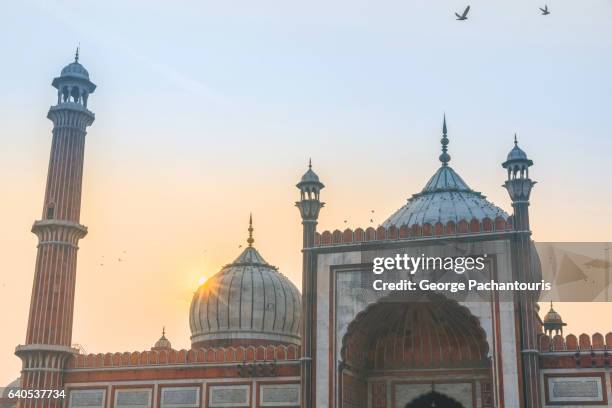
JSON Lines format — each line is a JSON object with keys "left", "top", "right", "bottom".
{"left": 1, "top": 0, "right": 612, "bottom": 385}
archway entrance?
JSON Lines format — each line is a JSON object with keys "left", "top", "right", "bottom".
{"left": 405, "top": 391, "right": 464, "bottom": 408}
{"left": 339, "top": 292, "right": 492, "bottom": 408}
{"left": 341, "top": 292, "right": 490, "bottom": 371}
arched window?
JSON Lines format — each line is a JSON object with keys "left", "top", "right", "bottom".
{"left": 46, "top": 203, "right": 55, "bottom": 219}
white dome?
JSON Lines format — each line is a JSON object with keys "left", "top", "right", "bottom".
{"left": 152, "top": 329, "right": 172, "bottom": 350}
{"left": 60, "top": 62, "right": 90, "bottom": 80}
{"left": 383, "top": 119, "right": 508, "bottom": 227}
{"left": 189, "top": 246, "right": 301, "bottom": 347}
{"left": 506, "top": 144, "right": 527, "bottom": 161}
{"left": 383, "top": 165, "right": 508, "bottom": 227}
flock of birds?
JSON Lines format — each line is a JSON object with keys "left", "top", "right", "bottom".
{"left": 455, "top": 4, "right": 550, "bottom": 20}
{"left": 99, "top": 250, "right": 128, "bottom": 267}
{"left": 343, "top": 210, "right": 377, "bottom": 227}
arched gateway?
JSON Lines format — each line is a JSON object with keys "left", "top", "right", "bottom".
{"left": 340, "top": 292, "right": 492, "bottom": 408}
{"left": 296, "top": 121, "right": 546, "bottom": 408}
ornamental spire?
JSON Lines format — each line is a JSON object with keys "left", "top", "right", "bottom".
{"left": 439, "top": 114, "right": 451, "bottom": 166}
{"left": 247, "top": 213, "right": 254, "bottom": 247}
{"left": 75, "top": 45, "right": 80, "bottom": 63}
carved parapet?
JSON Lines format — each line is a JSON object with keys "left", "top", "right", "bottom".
{"left": 539, "top": 332, "right": 612, "bottom": 352}
{"left": 66, "top": 344, "right": 301, "bottom": 369}
{"left": 315, "top": 216, "right": 513, "bottom": 247}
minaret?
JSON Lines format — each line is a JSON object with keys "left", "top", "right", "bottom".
{"left": 15, "top": 50, "right": 96, "bottom": 408}
{"left": 502, "top": 135, "right": 541, "bottom": 408}
{"left": 295, "top": 159, "right": 324, "bottom": 408}
{"left": 502, "top": 134, "right": 535, "bottom": 230}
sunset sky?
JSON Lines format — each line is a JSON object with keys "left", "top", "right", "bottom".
{"left": 1, "top": 0, "right": 612, "bottom": 385}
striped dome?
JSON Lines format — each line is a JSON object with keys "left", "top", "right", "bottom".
{"left": 383, "top": 118, "right": 508, "bottom": 228}
{"left": 189, "top": 246, "right": 301, "bottom": 347}
{"left": 383, "top": 165, "right": 508, "bottom": 227}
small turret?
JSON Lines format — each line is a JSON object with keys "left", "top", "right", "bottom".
{"left": 502, "top": 134, "right": 535, "bottom": 230}
{"left": 296, "top": 159, "right": 325, "bottom": 223}
{"left": 543, "top": 303, "right": 566, "bottom": 337}
{"left": 51, "top": 47, "right": 96, "bottom": 108}
{"left": 152, "top": 327, "right": 172, "bottom": 351}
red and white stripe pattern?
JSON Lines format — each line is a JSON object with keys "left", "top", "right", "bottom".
{"left": 18, "top": 99, "right": 94, "bottom": 408}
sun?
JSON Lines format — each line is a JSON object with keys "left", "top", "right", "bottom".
{"left": 197, "top": 276, "right": 207, "bottom": 286}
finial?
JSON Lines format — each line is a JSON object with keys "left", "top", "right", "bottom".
{"left": 442, "top": 114, "right": 447, "bottom": 136}
{"left": 439, "top": 114, "right": 451, "bottom": 166}
{"left": 247, "top": 213, "right": 254, "bottom": 247}
{"left": 162, "top": 326, "right": 166, "bottom": 337}
{"left": 75, "top": 45, "right": 80, "bottom": 63}
{"left": 550, "top": 301, "right": 554, "bottom": 310}
{"left": 308, "top": 158, "right": 312, "bottom": 169}
{"left": 514, "top": 133, "right": 518, "bottom": 146}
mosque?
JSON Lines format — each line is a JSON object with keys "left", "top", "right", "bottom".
{"left": 2, "top": 55, "right": 612, "bottom": 408}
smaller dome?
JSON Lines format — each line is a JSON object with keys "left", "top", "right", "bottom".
{"left": 301, "top": 168, "right": 320, "bottom": 183}
{"left": 505, "top": 134, "right": 531, "bottom": 162}
{"left": 2, "top": 378, "right": 20, "bottom": 398}
{"left": 152, "top": 328, "right": 172, "bottom": 350}
{"left": 507, "top": 144, "right": 527, "bottom": 162}
{"left": 299, "top": 159, "right": 322, "bottom": 184}
{"left": 544, "top": 305, "right": 563, "bottom": 325}
{"left": 52, "top": 50, "right": 96, "bottom": 93}
{"left": 60, "top": 62, "right": 90, "bottom": 80}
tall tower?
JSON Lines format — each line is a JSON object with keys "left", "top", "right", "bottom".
{"left": 295, "top": 160, "right": 324, "bottom": 408}
{"left": 15, "top": 50, "right": 96, "bottom": 408}
{"left": 502, "top": 135, "right": 541, "bottom": 408}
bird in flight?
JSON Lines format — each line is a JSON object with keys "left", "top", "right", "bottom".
{"left": 540, "top": 5, "right": 550, "bottom": 15}
{"left": 455, "top": 5, "right": 470, "bottom": 21}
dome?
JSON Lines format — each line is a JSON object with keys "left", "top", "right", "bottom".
{"left": 543, "top": 303, "right": 566, "bottom": 335}
{"left": 543, "top": 304, "right": 563, "bottom": 324}
{"left": 506, "top": 144, "right": 527, "bottom": 162}
{"left": 60, "top": 61, "right": 90, "bottom": 80}
{"left": 382, "top": 165, "right": 508, "bottom": 227}
{"left": 383, "top": 118, "right": 508, "bottom": 227}
{"left": 190, "top": 235, "right": 301, "bottom": 347}
{"left": 152, "top": 328, "right": 172, "bottom": 350}
{"left": 2, "top": 378, "right": 20, "bottom": 398}
{"left": 298, "top": 159, "right": 323, "bottom": 186}
{"left": 52, "top": 50, "right": 96, "bottom": 93}
{"left": 301, "top": 168, "right": 320, "bottom": 183}
{"left": 503, "top": 135, "right": 533, "bottom": 168}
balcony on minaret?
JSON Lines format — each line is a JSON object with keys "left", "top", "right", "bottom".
{"left": 50, "top": 48, "right": 96, "bottom": 120}
{"left": 295, "top": 159, "right": 325, "bottom": 222}
{"left": 502, "top": 135, "right": 535, "bottom": 204}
